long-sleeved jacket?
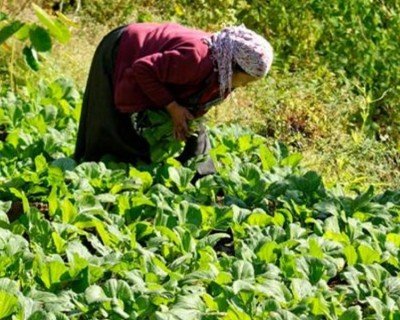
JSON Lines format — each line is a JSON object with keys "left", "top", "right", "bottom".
{"left": 113, "top": 22, "right": 220, "bottom": 113}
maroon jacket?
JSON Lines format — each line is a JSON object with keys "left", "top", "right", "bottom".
{"left": 113, "top": 22, "right": 220, "bottom": 114}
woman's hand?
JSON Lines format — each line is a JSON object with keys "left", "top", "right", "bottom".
{"left": 165, "top": 101, "right": 194, "bottom": 141}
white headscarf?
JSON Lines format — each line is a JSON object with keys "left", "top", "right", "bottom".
{"left": 207, "top": 25, "right": 274, "bottom": 96}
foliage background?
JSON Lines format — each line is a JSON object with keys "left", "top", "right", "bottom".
{"left": 1, "top": 0, "right": 399, "bottom": 191}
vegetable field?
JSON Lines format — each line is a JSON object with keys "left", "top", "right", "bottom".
{"left": 1, "top": 79, "right": 400, "bottom": 319}
{"left": 1, "top": 1, "right": 400, "bottom": 319}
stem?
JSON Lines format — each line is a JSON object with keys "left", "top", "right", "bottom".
{"left": 9, "top": 39, "right": 15, "bottom": 92}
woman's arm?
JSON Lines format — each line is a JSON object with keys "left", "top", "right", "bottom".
{"left": 165, "top": 100, "right": 194, "bottom": 141}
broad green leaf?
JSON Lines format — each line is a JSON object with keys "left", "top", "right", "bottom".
{"left": 0, "top": 201, "right": 11, "bottom": 223}
{"left": 247, "top": 212, "right": 272, "bottom": 227}
{"left": 168, "top": 167, "right": 195, "bottom": 191}
{"left": 358, "top": 244, "right": 380, "bottom": 264}
{"left": 308, "top": 295, "right": 330, "bottom": 317}
{"left": 223, "top": 304, "right": 252, "bottom": 320}
{"left": 387, "top": 233, "right": 400, "bottom": 247}
{"left": 32, "top": 4, "right": 70, "bottom": 44}
{"left": 0, "top": 20, "right": 24, "bottom": 45}
{"left": 216, "top": 271, "right": 232, "bottom": 285}
{"left": 232, "top": 260, "right": 254, "bottom": 280}
{"left": 366, "top": 296, "right": 385, "bottom": 317}
{"left": 0, "top": 278, "right": 19, "bottom": 295}
{"left": 257, "top": 241, "right": 278, "bottom": 263}
{"left": 281, "top": 153, "right": 302, "bottom": 167}
{"left": 309, "top": 238, "right": 323, "bottom": 259}
{"left": 343, "top": 245, "right": 358, "bottom": 266}
{"left": 60, "top": 199, "right": 77, "bottom": 224}
{"left": 264, "top": 299, "right": 280, "bottom": 312}
{"left": 52, "top": 232, "right": 66, "bottom": 254}
{"left": 0, "top": 291, "right": 18, "bottom": 318}
{"left": 169, "top": 294, "right": 206, "bottom": 319}
{"left": 384, "top": 277, "right": 400, "bottom": 298}
{"left": 9, "top": 188, "right": 29, "bottom": 213}
{"left": 38, "top": 258, "right": 68, "bottom": 289}
{"left": 103, "top": 279, "right": 133, "bottom": 301}
{"left": 34, "top": 154, "right": 47, "bottom": 172}
{"left": 233, "top": 279, "right": 255, "bottom": 294}
{"left": 350, "top": 186, "right": 374, "bottom": 213}
{"left": 291, "top": 278, "right": 313, "bottom": 301}
{"left": 202, "top": 293, "right": 218, "bottom": 311}
{"left": 51, "top": 158, "right": 77, "bottom": 172}
{"left": 14, "top": 22, "right": 30, "bottom": 40}
{"left": 197, "top": 232, "right": 231, "bottom": 249}
{"left": 129, "top": 167, "right": 153, "bottom": 191}
{"left": 259, "top": 144, "right": 277, "bottom": 171}
{"left": 256, "top": 280, "right": 290, "bottom": 304}
{"left": 48, "top": 186, "right": 58, "bottom": 217}
{"left": 339, "top": 306, "right": 362, "bottom": 320}
{"left": 85, "top": 285, "right": 109, "bottom": 304}
{"left": 238, "top": 134, "right": 253, "bottom": 152}
{"left": 29, "top": 25, "right": 52, "bottom": 52}
{"left": 23, "top": 46, "right": 40, "bottom": 71}
{"left": 238, "top": 163, "right": 261, "bottom": 186}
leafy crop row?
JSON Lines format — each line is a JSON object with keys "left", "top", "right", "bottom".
{"left": 1, "top": 79, "right": 400, "bottom": 319}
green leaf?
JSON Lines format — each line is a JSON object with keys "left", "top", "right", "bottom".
{"left": 48, "top": 186, "right": 58, "bottom": 217}
{"left": 233, "top": 279, "right": 255, "bottom": 294}
{"left": 385, "top": 277, "right": 400, "bottom": 298}
{"left": 38, "top": 257, "right": 68, "bottom": 289}
{"left": 387, "top": 233, "right": 400, "bottom": 247}
{"left": 350, "top": 186, "right": 374, "bottom": 213}
{"left": 343, "top": 245, "right": 358, "bottom": 266}
{"left": 238, "top": 163, "right": 262, "bottom": 186}
{"left": 32, "top": 4, "right": 70, "bottom": 44}
{"left": 169, "top": 294, "right": 206, "bottom": 319}
{"left": 168, "top": 167, "right": 195, "bottom": 191}
{"left": 51, "top": 158, "right": 77, "bottom": 172}
{"left": 308, "top": 295, "right": 330, "bottom": 317}
{"left": 366, "top": 296, "right": 385, "bottom": 317}
{"left": 256, "top": 280, "right": 289, "bottom": 304}
{"left": 247, "top": 212, "right": 272, "bottom": 227}
{"left": 291, "top": 278, "right": 313, "bottom": 301}
{"left": 29, "top": 25, "right": 52, "bottom": 52}
{"left": 103, "top": 279, "right": 133, "bottom": 302}
{"left": 85, "top": 285, "right": 109, "bottom": 304}
{"left": 232, "top": 260, "right": 254, "bottom": 281}
{"left": 339, "top": 306, "right": 362, "bottom": 320}
{"left": 223, "top": 304, "right": 252, "bottom": 320}
{"left": 309, "top": 238, "right": 324, "bottom": 259}
{"left": 257, "top": 241, "right": 278, "bottom": 263}
{"left": 358, "top": 244, "right": 380, "bottom": 264}
{"left": 34, "top": 154, "right": 47, "bottom": 172}
{"left": 60, "top": 199, "right": 77, "bottom": 224}
{"left": 14, "top": 23, "right": 30, "bottom": 40}
{"left": 281, "top": 153, "right": 302, "bottom": 167}
{"left": 129, "top": 167, "right": 153, "bottom": 191}
{"left": 0, "top": 20, "right": 24, "bottom": 45}
{"left": 259, "top": 144, "right": 277, "bottom": 171}
{"left": 23, "top": 46, "right": 40, "bottom": 71}
{"left": 0, "top": 291, "right": 18, "bottom": 318}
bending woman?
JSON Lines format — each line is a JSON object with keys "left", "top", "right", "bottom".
{"left": 74, "top": 22, "right": 273, "bottom": 175}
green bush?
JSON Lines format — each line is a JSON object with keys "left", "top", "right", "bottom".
{"left": 136, "top": 0, "right": 399, "bottom": 140}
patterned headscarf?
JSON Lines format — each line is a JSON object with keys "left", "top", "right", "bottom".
{"left": 207, "top": 25, "right": 273, "bottom": 96}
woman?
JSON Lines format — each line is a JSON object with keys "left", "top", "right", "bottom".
{"left": 74, "top": 22, "right": 273, "bottom": 175}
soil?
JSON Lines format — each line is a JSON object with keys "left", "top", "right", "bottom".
{"left": 0, "top": 125, "right": 7, "bottom": 141}
{"left": 6, "top": 201, "right": 49, "bottom": 222}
